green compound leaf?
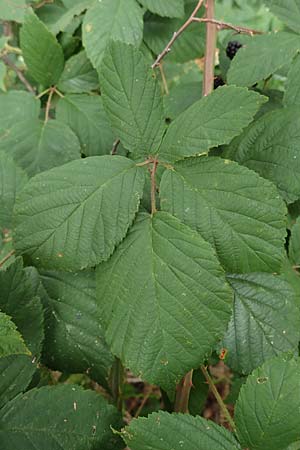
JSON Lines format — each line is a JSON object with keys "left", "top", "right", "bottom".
{"left": 40, "top": 270, "right": 113, "bottom": 387}
{"left": 14, "top": 156, "right": 145, "bottom": 271}
{"left": 235, "top": 356, "right": 300, "bottom": 450}
{"left": 99, "top": 41, "right": 165, "bottom": 158}
{"left": 20, "top": 9, "right": 65, "bottom": 86}
{"left": 57, "top": 50, "right": 99, "bottom": 94}
{"left": 0, "top": 312, "right": 30, "bottom": 358}
{"left": 122, "top": 411, "right": 241, "bottom": 450}
{"left": 223, "top": 273, "right": 300, "bottom": 374}
{"left": 234, "top": 107, "right": 300, "bottom": 204}
{"left": 139, "top": 0, "right": 184, "bottom": 18}
{"left": 0, "top": 90, "right": 40, "bottom": 135}
{"left": 264, "top": 0, "right": 300, "bottom": 34}
{"left": 0, "top": 154, "right": 28, "bottom": 230}
{"left": 96, "top": 212, "right": 233, "bottom": 391}
{"left": 0, "top": 385, "right": 124, "bottom": 450}
{"left": 82, "top": 0, "right": 143, "bottom": 69}
{"left": 0, "top": 119, "right": 81, "bottom": 177}
{"left": 56, "top": 94, "right": 114, "bottom": 156}
{"left": 160, "top": 157, "right": 286, "bottom": 273}
{"left": 227, "top": 32, "right": 300, "bottom": 87}
{"left": 158, "top": 86, "right": 266, "bottom": 162}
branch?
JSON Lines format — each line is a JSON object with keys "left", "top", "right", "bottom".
{"left": 192, "top": 17, "right": 262, "bottom": 35}
{"left": 201, "top": 365, "right": 236, "bottom": 431}
{"left": 111, "top": 139, "right": 120, "bottom": 155}
{"left": 44, "top": 87, "right": 55, "bottom": 122}
{"left": 0, "top": 55, "right": 36, "bottom": 94}
{"left": 174, "top": 370, "right": 193, "bottom": 413}
{"left": 0, "top": 249, "right": 15, "bottom": 269}
{"left": 202, "top": 0, "right": 217, "bottom": 96}
{"left": 151, "top": 0, "right": 205, "bottom": 68}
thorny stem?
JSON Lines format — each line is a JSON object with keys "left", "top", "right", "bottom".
{"left": 192, "top": 17, "right": 262, "bottom": 35}
{"left": 201, "top": 365, "right": 236, "bottom": 431}
{"left": 174, "top": 370, "right": 193, "bottom": 413}
{"left": 45, "top": 87, "right": 55, "bottom": 122}
{"left": 202, "top": 0, "right": 217, "bottom": 96}
{"left": 111, "top": 139, "right": 120, "bottom": 155}
{"left": 0, "top": 250, "right": 15, "bottom": 269}
{"left": 151, "top": 0, "right": 205, "bottom": 68}
{"left": 0, "top": 55, "right": 35, "bottom": 93}
{"left": 150, "top": 159, "right": 158, "bottom": 215}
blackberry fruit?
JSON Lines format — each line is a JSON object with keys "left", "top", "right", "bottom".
{"left": 214, "top": 76, "right": 225, "bottom": 89}
{"left": 226, "top": 40, "right": 243, "bottom": 60}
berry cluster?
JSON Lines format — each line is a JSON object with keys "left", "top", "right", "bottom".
{"left": 226, "top": 41, "right": 243, "bottom": 60}
{"left": 214, "top": 76, "right": 225, "bottom": 90}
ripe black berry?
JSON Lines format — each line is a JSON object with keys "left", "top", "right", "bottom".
{"left": 214, "top": 76, "right": 225, "bottom": 90}
{"left": 226, "top": 41, "right": 243, "bottom": 60}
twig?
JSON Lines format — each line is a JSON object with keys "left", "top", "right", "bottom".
{"left": 0, "top": 249, "right": 15, "bottom": 269}
{"left": 44, "top": 87, "right": 55, "bottom": 122}
{"left": 134, "top": 386, "right": 153, "bottom": 418}
{"left": 174, "top": 370, "right": 193, "bottom": 413}
{"left": 150, "top": 159, "right": 158, "bottom": 215}
{"left": 201, "top": 365, "right": 236, "bottom": 431}
{"left": 202, "top": 0, "right": 217, "bottom": 96}
{"left": 111, "top": 139, "right": 120, "bottom": 155}
{"left": 33, "top": 0, "right": 54, "bottom": 8}
{"left": 192, "top": 17, "right": 262, "bottom": 35}
{"left": 151, "top": 0, "right": 204, "bottom": 68}
{"left": 0, "top": 55, "right": 35, "bottom": 94}
{"left": 159, "top": 62, "right": 169, "bottom": 95}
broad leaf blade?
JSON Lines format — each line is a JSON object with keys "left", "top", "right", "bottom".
{"left": 56, "top": 94, "right": 114, "bottom": 156}
{"left": 234, "top": 107, "right": 300, "bottom": 203}
{"left": 227, "top": 32, "right": 300, "bottom": 87}
{"left": 0, "top": 385, "right": 123, "bottom": 450}
{"left": 0, "top": 0, "right": 27, "bottom": 22}
{"left": 99, "top": 41, "right": 165, "bottom": 158}
{"left": 0, "top": 261, "right": 45, "bottom": 407}
{"left": 82, "top": 0, "right": 143, "bottom": 69}
{"left": 0, "top": 355, "right": 37, "bottom": 409}
{"left": 159, "top": 86, "right": 266, "bottom": 162}
{"left": 139, "top": 0, "right": 184, "bottom": 18}
{"left": 20, "top": 9, "right": 65, "bottom": 86}
{"left": 223, "top": 273, "right": 300, "bottom": 374}
{"left": 0, "top": 154, "right": 28, "bottom": 229}
{"left": 235, "top": 356, "right": 300, "bottom": 450}
{"left": 96, "top": 212, "right": 233, "bottom": 391}
{"left": 14, "top": 156, "right": 145, "bottom": 270}
{"left": 0, "top": 90, "right": 40, "bottom": 134}
{"left": 284, "top": 53, "right": 300, "bottom": 107}
{"left": 289, "top": 217, "right": 300, "bottom": 266}
{"left": 0, "top": 119, "right": 81, "bottom": 177}
{"left": 264, "top": 0, "right": 300, "bottom": 34}
{"left": 57, "top": 50, "right": 99, "bottom": 94}
{"left": 0, "top": 258, "right": 44, "bottom": 356}
{"left": 122, "top": 411, "right": 241, "bottom": 450}
{"left": 40, "top": 270, "right": 113, "bottom": 387}
{"left": 0, "top": 312, "right": 30, "bottom": 358}
{"left": 160, "top": 157, "right": 286, "bottom": 273}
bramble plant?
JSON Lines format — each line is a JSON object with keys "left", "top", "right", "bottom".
{"left": 1, "top": 0, "right": 300, "bottom": 449}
